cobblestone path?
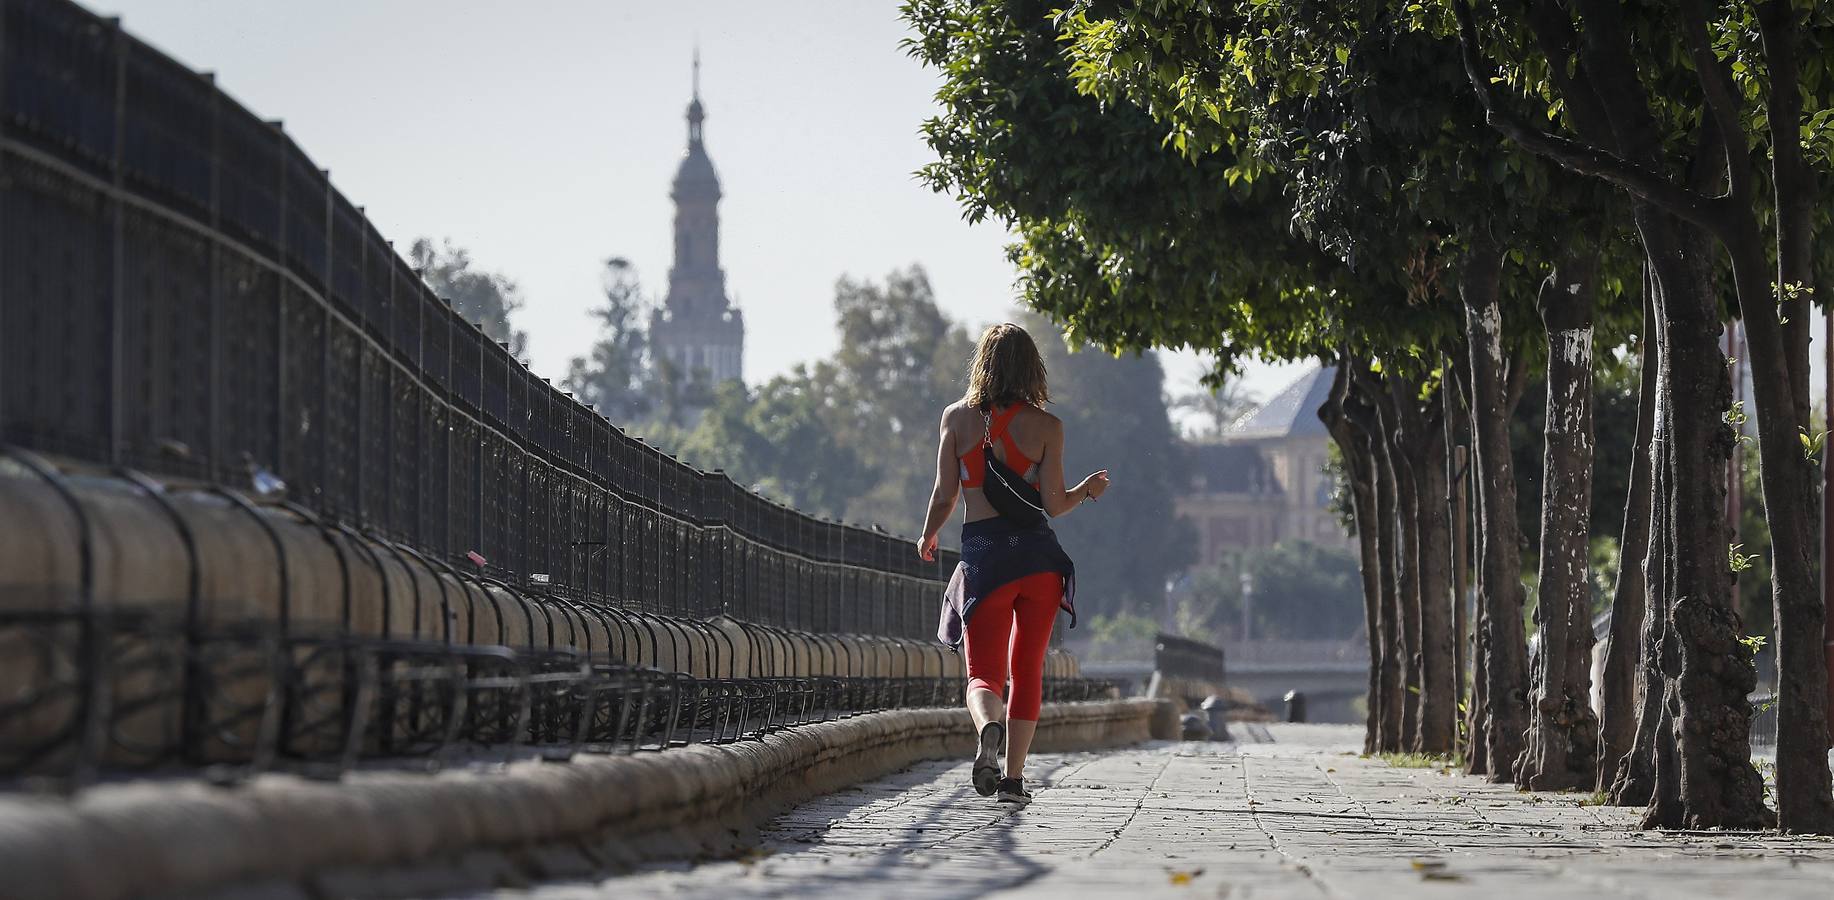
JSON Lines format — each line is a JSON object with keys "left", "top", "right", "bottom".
{"left": 499, "top": 724, "right": 1834, "bottom": 899}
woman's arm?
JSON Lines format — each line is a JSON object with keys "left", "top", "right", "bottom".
{"left": 1038, "top": 416, "right": 1110, "bottom": 517}
{"left": 916, "top": 411, "right": 960, "bottom": 561}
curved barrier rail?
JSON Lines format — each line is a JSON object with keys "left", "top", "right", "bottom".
{"left": 0, "top": 459, "right": 1110, "bottom": 783}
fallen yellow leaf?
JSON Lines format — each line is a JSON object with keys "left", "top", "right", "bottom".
{"left": 1167, "top": 868, "right": 1205, "bottom": 885}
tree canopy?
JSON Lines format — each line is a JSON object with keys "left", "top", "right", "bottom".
{"left": 904, "top": 0, "right": 1834, "bottom": 831}
{"left": 411, "top": 237, "right": 529, "bottom": 360}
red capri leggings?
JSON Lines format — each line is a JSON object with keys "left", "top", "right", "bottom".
{"left": 963, "top": 571, "right": 1063, "bottom": 721}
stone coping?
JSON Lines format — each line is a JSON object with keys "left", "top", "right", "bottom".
{"left": 0, "top": 698, "right": 1164, "bottom": 900}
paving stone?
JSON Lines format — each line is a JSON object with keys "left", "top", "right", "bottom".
{"left": 495, "top": 724, "right": 1834, "bottom": 899}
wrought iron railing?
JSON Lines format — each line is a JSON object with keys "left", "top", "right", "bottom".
{"left": 0, "top": 454, "right": 1115, "bottom": 781}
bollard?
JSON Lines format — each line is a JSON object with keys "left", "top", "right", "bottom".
{"left": 1179, "top": 712, "right": 1211, "bottom": 742}
{"left": 1199, "top": 695, "right": 1234, "bottom": 742}
{"left": 1283, "top": 690, "right": 1308, "bottom": 723}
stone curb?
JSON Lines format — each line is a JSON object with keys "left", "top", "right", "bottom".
{"left": 0, "top": 698, "right": 1163, "bottom": 900}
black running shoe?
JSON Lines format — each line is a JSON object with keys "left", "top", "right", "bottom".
{"left": 972, "top": 722, "right": 1004, "bottom": 797}
{"left": 996, "top": 776, "right": 1032, "bottom": 805}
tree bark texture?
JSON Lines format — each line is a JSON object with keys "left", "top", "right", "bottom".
{"left": 1369, "top": 371, "right": 1425, "bottom": 749}
{"left": 1451, "top": 357, "right": 1488, "bottom": 774}
{"left": 1394, "top": 380, "right": 1457, "bottom": 754}
{"left": 1461, "top": 241, "right": 1530, "bottom": 780}
{"left": 1728, "top": 0, "right": 1834, "bottom": 834}
{"left": 1323, "top": 364, "right": 1385, "bottom": 755}
{"left": 1599, "top": 279, "right": 1656, "bottom": 797}
{"left": 1515, "top": 250, "right": 1601, "bottom": 790}
{"left": 1640, "top": 209, "right": 1770, "bottom": 830}
{"left": 1362, "top": 391, "right": 1408, "bottom": 752}
{"left": 1448, "top": 385, "right": 1472, "bottom": 717}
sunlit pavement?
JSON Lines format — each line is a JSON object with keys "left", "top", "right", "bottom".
{"left": 493, "top": 723, "right": 1834, "bottom": 899}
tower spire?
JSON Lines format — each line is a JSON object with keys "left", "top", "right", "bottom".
{"left": 685, "top": 48, "right": 705, "bottom": 146}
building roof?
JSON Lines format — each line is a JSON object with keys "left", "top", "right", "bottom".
{"left": 1186, "top": 442, "right": 1280, "bottom": 495}
{"left": 673, "top": 142, "right": 720, "bottom": 192}
{"left": 1226, "top": 365, "right": 1335, "bottom": 440}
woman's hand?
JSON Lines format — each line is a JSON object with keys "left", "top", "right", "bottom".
{"left": 1082, "top": 470, "right": 1111, "bottom": 502}
{"left": 916, "top": 531, "right": 940, "bottom": 562}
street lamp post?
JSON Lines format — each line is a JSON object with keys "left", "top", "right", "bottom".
{"left": 1240, "top": 570, "right": 1255, "bottom": 644}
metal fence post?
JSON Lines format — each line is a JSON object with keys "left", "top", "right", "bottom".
{"left": 107, "top": 17, "right": 126, "bottom": 466}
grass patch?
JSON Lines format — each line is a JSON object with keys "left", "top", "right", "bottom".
{"left": 1372, "top": 752, "right": 1461, "bottom": 770}
{"left": 1576, "top": 791, "right": 1611, "bottom": 807}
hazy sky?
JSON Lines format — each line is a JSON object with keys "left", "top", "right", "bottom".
{"left": 96, "top": 1, "right": 1319, "bottom": 412}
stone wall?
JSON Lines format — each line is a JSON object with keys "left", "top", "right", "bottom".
{"left": 0, "top": 698, "right": 1162, "bottom": 900}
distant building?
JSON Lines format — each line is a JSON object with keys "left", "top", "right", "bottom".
{"left": 648, "top": 53, "right": 745, "bottom": 401}
{"left": 1179, "top": 366, "right": 1349, "bottom": 567}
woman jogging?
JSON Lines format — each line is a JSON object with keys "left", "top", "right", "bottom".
{"left": 919, "top": 322, "right": 1110, "bottom": 805}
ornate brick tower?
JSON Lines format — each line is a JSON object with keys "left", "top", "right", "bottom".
{"left": 649, "top": 51, "right": 745, "bottom": 394}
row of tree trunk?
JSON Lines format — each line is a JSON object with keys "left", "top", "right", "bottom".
{"left": 1321, "top": 229, "right": 1831, "bottom": 831}
{"left": 1435, "top": 0, "right": 1834, "bottom": 834}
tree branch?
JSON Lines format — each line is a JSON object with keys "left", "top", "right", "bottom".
{"left": 1522, "top": 0, "right": 1615, "bottom": 146}
{"left": 1683, "top": 111, "right": 1728, "bottom": 196}
{"left": 1503, "top": 341, "right": 1532, "bottom": 418}
{"left": 1452, "top": 0, "right": 1724, "bottom": 231}
{"left": 1756, "top": 0, "right": 1815, "bottom": 424}
{"left": 1676, "top": 0, "right": 1754, "bottom": 203}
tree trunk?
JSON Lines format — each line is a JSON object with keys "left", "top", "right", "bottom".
{"left": 1640, "top": 209, "right": 1772, "bottom": 831}
{"left": 1374, "top": 372, "right": 1425, "bottom": 749}
{"left": 1394, "top": 380, "right": 1457, "bottom": 754}
{"left": 1719, "top": 221, "right": 1834, "bottom": 832}
{"left": 1323, "top": 363, "right": 1385, "bottom": 755}
{"left": 1396, "top": 459, "right": 1424, "bottom": 748}
{"left": 1341, "top": 368, "right": 1404, "bottom": 751}
{"left": 1461, "top": 239, "right": 1531, "bottom": 780}
{"left": 1600, "top": 277, "right": 1656, "bottom": 797}
{"left": 1732, "top": 1, "right": 1834, "bottom": 834}
{"left": 1467, "top": 602, "right": 1491, "bottom": 775}
{"left": 1366, "top": 401, "right": 1408, "bottom": 752}
{"left": 1449, "top": 420, "right": 1473, "bottom": 757}
{"left": 1451, "top": 357, "right": 1488, "bottom": 774}
{"left": 1515, "top": 250, "right": 1601, "bottom": 790}
{"left": 1415, "top": 395, "right": 1458, "bottom": 754}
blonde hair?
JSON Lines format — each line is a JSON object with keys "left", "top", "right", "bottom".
{"left": 964, "top": 323, "right": 1049, "bottom": 409}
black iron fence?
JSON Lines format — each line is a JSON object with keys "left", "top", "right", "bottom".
{"left": 0, "top": 0, "right": 958, "bottom": 639}
{"left": 0, "top": 444, "right": 1117, "bottom": 785}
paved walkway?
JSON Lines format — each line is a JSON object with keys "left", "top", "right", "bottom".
{"left": 497, "top": 724, "right": 1834, "bottom": 899}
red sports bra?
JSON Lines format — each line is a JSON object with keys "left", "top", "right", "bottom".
{"left": 960, "top": 404, "right": 1038, "bottom": 488}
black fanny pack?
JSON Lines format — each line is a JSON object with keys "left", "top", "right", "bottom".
{"left": 981, "top": 408, "right": 1047, "bottom": 527}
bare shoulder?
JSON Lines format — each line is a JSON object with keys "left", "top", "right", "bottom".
{"left": 1012, "top": 405, "right": 1063, "bottom": 444}
{"left": 940, "top": 400, "right": 973, "bottom": 432}
{"left": 1019, "top": 405, "right": 1063, "bottom": 431}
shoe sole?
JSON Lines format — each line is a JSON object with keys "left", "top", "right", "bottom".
{"left": 972, "top": 724, "right": 1002, "bottom": 797}
{"left": 997, "top": 791, "right": 1032, "bottom": 806}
